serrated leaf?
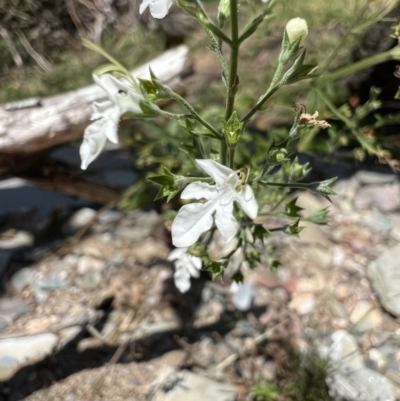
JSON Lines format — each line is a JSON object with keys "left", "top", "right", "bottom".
{"left": 284, "top": 197, "right": 304, "bottom": 217}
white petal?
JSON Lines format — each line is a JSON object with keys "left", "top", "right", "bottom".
{"left": 195, "top": 159, "right": 233, "bottom": 186}
{"left": 171, "top": 201, "right": 216, "bottom": 247}
{"left": 215, "top": 200, "right": 239, "bottom": 242}
{"left": 186, "top": 255, "right": 202, "bottom": 278}
{"left": 168, "top": 247, "right": 186, "bottom": 261}
{"left": 93, "top": 74, "right": 143, "bottom": 115}
{"left": 80, "top": 120, "right": 108, "bottom": 169}
{"left": 149, "top": 0, "right": 173, "bottom": 19}
{"left": 90, "top": 103, "right": 120, "bottom": 144}
{"left": 181, "top": 182, "right": 219, "bottom": 201}
{"left": 235, "top": 185, "right": 258, "bottom": 219}
{"left": 174, "top": 267, "right": 191, "bottom": 293}
{"left": 139, "top": 0, "right": 152, "bottom": 14}
{"left": 232, "top": 282, "right": 255, "bottom": 311}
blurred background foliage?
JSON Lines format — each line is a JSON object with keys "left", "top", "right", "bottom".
{"left": 0, "top": 0, "right": 399, "bottom": 211}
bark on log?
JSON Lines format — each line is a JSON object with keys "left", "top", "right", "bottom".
{"left": 0, "top": 45, "right": 189, "bottom": 154}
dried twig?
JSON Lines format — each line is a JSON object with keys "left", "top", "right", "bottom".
{"left": 0, "top": 25, "right": 23, "bottom": 68}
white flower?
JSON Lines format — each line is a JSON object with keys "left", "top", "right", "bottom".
{"left": 285, "top": 18, "right": 308, "bottom": 43}
{"left": 80, "top": 73, "right": 144, "bottom": 170}
{"left": 230, "top": 281, "right": 255, "bottom": 311}
{"left": 171, "top": 159, "right": 258, "bottom": 248}
{"left": 139, "top": 0, "right": 173, "bottom": 19}
{"left": 168, "top": 247, "right": 202, "bottom": 293}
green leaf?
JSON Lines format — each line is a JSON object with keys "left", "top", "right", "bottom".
{"left": 307, "top": 207, "right": 330, "bottom": 225}
{"left": 308, "top": 177, "right": 337, "bottom": 202}
{"left": 205, "top": 260, "right": 226, "bottom": 281}
{"left": 252, "top": 224, "right": 271, "bottom": 243}
{"left": 283, "top": 218, "right": 304, "bottom": 238}
{"left": 284, "top": 197, "right": 304, "bottom": 217}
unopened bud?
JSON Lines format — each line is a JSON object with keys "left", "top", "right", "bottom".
{"left": 285, "top": 18, "right": 308, "bottom": 43}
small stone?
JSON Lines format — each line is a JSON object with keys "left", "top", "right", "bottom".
{"left": 33, "top": 287, "right": 48, "bottom": 303}
{"left": 10, "top": 267, "right": 36, "bottom": 290}
{"left": 67, "top": 208, "right": 96, "bottom": 231}
{"left": 0, "top": 355, "right": 18, "bottom": 381}
{"left": 305, "top": 245, "right": 332, "bottom": 269}
{"left": 38, "top": 275, "right": 67, "bottom": 290}
{"left": 354, "top": 171, "right": 396, "bottom": 185}
{"left": 0, "top": 333, "right": 58, "bottom": 380}
{"left": 368, "top": 245, "right": 400, "bottom": 316}
{"left": 295, "top": 273, "right": 325, "bottom": 293}
{"left": 367, "top": 348, "right": 388, "bottom": 372}
{"left": 363, "top": 210, "right": 392, "bottom": 233}
{"left": 77, "top": 271, "right": 103, "bottom": 289}
{"left": 0, "top": 297, "right": 31, "bottom": 328}
{"left": 354, "top": 184, "right": 400, "bottom": 212}
{"left": 288, "top": 293, "right": 315, "bottom": 315}
{"left": 111, "top": 253, "right": 125, "bottom": 266}
{"left": 327, "top": 366, "right": 395, "bottom": 401}
{"left": 334, "top": 283, "right": 351, "bottom": 300}
{"left": 0, "top": 231, "right": 34, "bottom": 249}
{"left": 77, "top": 255, "right": 106, "bottom": 274}
{"left": 150, "top": 370, "right": 236, "bottom": 401}
{"left": 98, "top": 210, "right": 122, "bottom": 224}
{"left": 327, "top": 330, "right": 364, "bottom": 369}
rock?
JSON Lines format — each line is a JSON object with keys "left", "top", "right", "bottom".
{"left": 38, "top": 275, "right": 67, "bottom": 290}
{"left": 0, "top": 231, "right": 34, "bottom": 249}
{"left": 77, "top": 255, "right": 106, "bottom": 274}
{"left": 98, "top": 210, "right": 122, "bottom": 224}
{"left": 367, "top": 348, "right": 388, "bottom": 372}
{"left": 288, "top": 293, "right": 315, "bottom": 315}
{"left": 66, "top": 208, "right": 97, "bottom": 231}
{"left": 327, "top": 366, "right": 395, "bottom": 401}
{"left": 327, "top": 331, "right": 364, "bottom": 369}
{"left": 350, "top": 301, "right": 382, "bottom": 332}
{"left": 305, "top": 245, "right": 332, "bottom": 269}
{"left": 354, "top": 184, "right": 400, "bottom": 212}
{"left": 33, "top": 287, "right": 48, "bottom": 303}
{"left": 150, "top": 370, "right": 236, "bottom": 401}
{"left": 0, "top": 298, "right": 31, "bottom": 330}
{"left": 354, "top": 171, "right": 397, "bottom": 185}
{"left": 10, "top": 267, "right": 36, "bottom": 290}
{"left": 0, "top": 333, "right": 58, "bottom": 380}
{"left": 363, "top": 210, "right": 392, "bottom": 233}
{"left": 368, "top": 245, "right": 400, "bottom": 316}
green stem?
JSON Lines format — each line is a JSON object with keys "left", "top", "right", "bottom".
{"left": 241, "top": 62, "right": 284, "bottom": 124}
{"left": 224, "top": 0, "right": 239, "bottom": 121}
{"left": 220, "top": 142, "right": 228, "bottom": 165}
{"left": 221, "top": 0, "right": 240, "bottom": 167}
{"left": 228, "top": 147, "right": 235, "bottom": 169}
{"left": 170, "top": 92, "right": 222, "bottom": 139}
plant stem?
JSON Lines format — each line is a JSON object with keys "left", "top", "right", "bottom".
{"left": 170, "top": 92, "right": 222, "bottom": 139}
{"left": 228, "top": 147, "right": 235, "bottom": 169}
{"left": 241, "top": 62, "right": 283, "bottom": 124}
{"left": 221, "top": 0, "right": 240, "bottom": 167}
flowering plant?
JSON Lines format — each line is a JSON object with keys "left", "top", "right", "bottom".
{"left": 79, "top": 0, "right": 335, "bottom": 293}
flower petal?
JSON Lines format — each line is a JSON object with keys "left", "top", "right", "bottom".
{"left": 90, "top": 103, "right": 120, "bottom": 144}
{"left": 195, "top": 159, "right": 233, "bottom": 186}
{"left": 215, "top": 200, "right": 239, "bottom": 242}
{"left": 139, "top": 0, "right": 152, "bottom": 14}
{"left": 80, "top": 120, "right": 108, "bottom": 169}
{"left": 149, "top": 0, "right": 173, "bottom": 19}
{"left": 186, "top": 255, "right": 202, "bottom": 278}
{"left": 171, "top": 201, "right": 216, "bottom": 247}
{"left": 235, "top": 185, "right": 258, "bottom": 219}
{"left": 168, "top": 247, "right": 186, "bottom": 262}
{"left": 174, "top": 267, "right": 191, "bottom": 293}
{"left": 181, "top": 181, "right": 220, "bottom": 201}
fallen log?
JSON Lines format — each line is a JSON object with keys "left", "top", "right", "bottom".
{"left": 0, "top": 45, "right": 189, "bottom": 154}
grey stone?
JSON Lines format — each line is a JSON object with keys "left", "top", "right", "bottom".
{"left": 354, "top": 171, "right": 397, "bottom": 185}
{"left": 0, "top": 298, "right": 31, "bottom": 329}
{"left": 354, "top": 184, "right": 400, "bottom": 212}
{"left": 33, "top": 287, "right": 49, "bottom": 303}
{"left": 149, "top": 370, "right": 236, "bottom": 401}
{"left": 38, "top": 275, "right": 67, "bottom": 290}
{"left": 327, "top": 366, "right": 395, "bottom": 401}
{"left": 98, "top": 210, "right": 122, "bottom": 224}
{"left": 327, "top": 331, "right": 364, "bottom": 369}
{"left": 66, "top": 208, "right": 97, "bottom": 231}
{"left": 10, "top": 267, "right": 36, "bottom": 290}
{"left": 0, "top": 333, "right": 58, "bottom": 380}
{"left": 363, "top": 210, "right": 392, "bottom": 233}
{"left": 231, "top": 282, "right": 255, "bottom": 311}
{"left": 368, "top": 245, "right": 400, "bottom": 316}
{"left": 0, "top": 231, "right": 33, "bottom": 249}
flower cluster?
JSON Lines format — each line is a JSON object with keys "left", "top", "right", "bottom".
{"left": 80, "top": 74, "right": 144, "bottom": 170}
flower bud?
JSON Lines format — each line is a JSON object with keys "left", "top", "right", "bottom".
{"left": 285, "top": 18, "right": 308, "bottom": 43}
